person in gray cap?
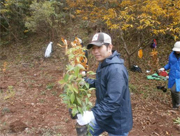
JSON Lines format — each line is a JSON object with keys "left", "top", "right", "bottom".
{"left": 76, "top": 32, "right": 133, "bottom": 136}
{"left": 159, "top": 41, "right": 180, "bottom": 109}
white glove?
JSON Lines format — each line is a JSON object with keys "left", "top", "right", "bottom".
{"left": 77, "top": 111, "right": 94, "bottom": 126}
{"left": 159, "top": 68, "right": 165, "bottom": 72}
{"left": 81, "top": 71, "right": 86, "bottom": 77}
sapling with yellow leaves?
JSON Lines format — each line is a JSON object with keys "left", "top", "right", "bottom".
{"left": 58, "top": 37, "right": 95, "bottom": 120}
{"left": 58, "top": 37, "right": 95, "bottom": 135}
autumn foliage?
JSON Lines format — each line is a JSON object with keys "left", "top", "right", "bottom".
{"left": 65, "top": 0, "right": 180, "bottom": 68}
{"left": 58, "top": 37, "right": 88, "bottom": 71}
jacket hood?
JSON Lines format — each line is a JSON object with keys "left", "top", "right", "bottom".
{"left": 101, "top": 50, "right": 124, "bottom": 68}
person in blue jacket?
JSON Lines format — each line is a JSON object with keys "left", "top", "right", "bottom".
{"left": 159, "top": 41, "right": 180, "bottom": 109}
{"left": 76, "top": 32, "right": 133, "bottom": 136}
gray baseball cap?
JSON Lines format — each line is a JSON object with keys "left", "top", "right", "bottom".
{"left": 87, "top": 32, "right": 112, "bottom": 49}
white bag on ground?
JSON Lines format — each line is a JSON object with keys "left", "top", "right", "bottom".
{"left": 44, "top": 42, "right": 53, "bottom": 58}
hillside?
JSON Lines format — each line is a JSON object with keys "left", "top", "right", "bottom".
{"left": 0, "top": 39, "right": 180, "bottom": 136}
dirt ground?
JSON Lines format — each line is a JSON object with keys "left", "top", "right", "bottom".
{"left": 0, "top": 44, "right": 180, "bottom": 136}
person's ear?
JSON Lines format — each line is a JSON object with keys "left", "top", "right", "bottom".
{"left": 109, "top": 44, "right": 113, "bottom": 51}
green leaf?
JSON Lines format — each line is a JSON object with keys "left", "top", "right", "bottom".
{"left": 66, "top": 64, "right": 74, "bottom": 71}
{"left": 85, "top": 98, "right": 88, "bottom": 104}
{"left": 87, "top": 94, "right": 91, "bottom": 98}
{"left": 174, "top": 117, "right": 180, "bottom": 124}
{"left": 88, "top": 87, "right": 95, "bottom": 91}
{"left": 64, "top": 74, "right": 69, "bottom": 82}
{"left": 85, "top": 83, "right": 89, "bottom": 88}
{"left": 58, "top": 80, "right": 65, "bottom": 88}
{"left": 73, "top": 87, "right": 78, "bottom": 93}
{"left": 76, "top": 97, "right": 81, "bottom": 105}
{"left": 78, "top": 106, "right": 83, "bottom": 114}
{"left": 72, "top": 108, "right": 78, "bottom": 116}
{"left": 68, "top": 75, "right": 74, "bottom": 80}
{"left": 74, "top": 66, "right": 80, "bottom": 77}
{"left": 88, "top": 102, "right": 93, "bottom": 107}
{"left": 79, "top": 88, "right": 86, "bottom": 92}
{"left": 67, "top": 85, "right": 74, "bottom": 93}
{"left": 76, "top": 64, "right": 85, "bottom": 70}
{"left": 76, "top": 77, "right": 83, "bottom": 82}
{"left": 70, "top": 93, "right": 75, "bottom": 103}
{"left": 87, "top": 71, "right": 96, "bottom": 75}
{"left": 58, "top": 79, "right": 65, "bottom": 84}
{"left": 89, "top": 125, "right": 94, "bottom": 133}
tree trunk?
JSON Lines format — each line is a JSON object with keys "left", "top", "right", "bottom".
{"left": 128, "top": 55, "right": 131, "bottom": 69}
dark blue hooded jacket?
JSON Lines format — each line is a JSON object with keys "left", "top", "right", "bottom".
{"left": 86, "top": 50, "right": 133, "bottom": 135}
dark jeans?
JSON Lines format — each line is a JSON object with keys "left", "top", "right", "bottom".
{"left": 89, "top": 119, "right": 129, "bottom": 136}
{"left": 171, "top": 84, "right": 180, "bottom": 108}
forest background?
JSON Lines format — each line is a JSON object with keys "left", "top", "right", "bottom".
{"left": 0, "top": 0, "right": 180, "bottom": 136}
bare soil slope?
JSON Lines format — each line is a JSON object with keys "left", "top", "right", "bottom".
{"left": 0, "top": 43, "right": 180, "bottom": 136}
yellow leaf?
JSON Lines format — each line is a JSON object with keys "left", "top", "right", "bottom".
{"left": 24, "top": 30, "right": 29, "bottom": 33}
{"left": 76, "top": 10, "right": 82, "bottom": 14}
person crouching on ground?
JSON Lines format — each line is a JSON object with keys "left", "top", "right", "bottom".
{"left": 159, "top": 41, "right": 180, "bottom": 109}
{"left": 76, "top": 32, "right": 133, "bottom": 136}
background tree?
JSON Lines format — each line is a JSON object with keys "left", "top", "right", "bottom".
{"left": 24, "top": 0, "right": 83, "bottom": 42}
{"left": 25, "top": 0, "right": 64, "bottom": 41}
{"left": 1, "top": 0, "right": 180, "bottom": 69}
{"left": 66, "top": 0, "right": 180, "bottom": 68}
{"left": 0, "top": 0, "right": 32, "bottom": 43}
